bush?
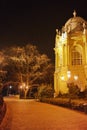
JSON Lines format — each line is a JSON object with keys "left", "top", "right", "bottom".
{"left": 0, "top": 102, "right": 6, "bottom": 124}
{"left": 67, "top": 83, "right": 80, "bottom": 99}
{"left": 0, "top": 95, "right": 6, "bottom": 124}
{"left": 40, "top": 97, "right": 87, "bottom": 113}
{"left": 58, "top": 92, "right": 69, "bottom": 98}
{"left": 0, "top": 95, "right": 4, "bottom": 106}
{"left": 78, "top": 86, "right": 87, "bottom": 99}
{"left": 84, "top": 88, "right": 87, "bottom": 99}
{"left": 38, "top": 84, "right": 54, "bottom": 98}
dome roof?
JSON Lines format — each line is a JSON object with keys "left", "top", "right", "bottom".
{"left": 63, "top": 11, "right": 87, "bottom": 33}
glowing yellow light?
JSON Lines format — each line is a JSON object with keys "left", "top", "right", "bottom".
{"left": 60, "top": 76, "right": 65, "bottom": 81}
{"left": 20, "top": 86, "right": 23, "bottom": 89}
{"left": 26, "top": 86, "right": 28, "bottom": 89}
{"left": 22, "top": 83, "right": 25, "bottom": 87}
{"left": 9, "top": 85, "right": 12, "bottom": 89}
{"left": 67, "top": 71, "right": 71, "bottom": 74}
{"left": 67, "top": 71, "right": 71, "bottom": 79}
{"left": 74, "top": 75, "right": 78, "bottom": 80}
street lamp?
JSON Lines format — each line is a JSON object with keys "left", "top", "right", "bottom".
{"left": 67, "top": 71, "right": 71, "bottom": 79}
{"left": 74, "top": 75, "right": 78, "bottom": 81}
{"left": 60, "top": 75, "right": 65, "bottom": 81}
{"left": 7, "top": 85, "right": 12, "bottom": 96}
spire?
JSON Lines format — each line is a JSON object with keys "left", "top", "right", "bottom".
{"left": 83, "top": 22, "right": 86, "bottom": 29}
{"left": 83, "top": 22, "right": 87, "bottom": 34}
{"left": 56, "top": 29, "right": 58, "bottom": 34}
{"left": 73, "top": 10, "right": 76, "bottom": 17}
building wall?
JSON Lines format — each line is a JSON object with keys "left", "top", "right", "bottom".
{"left": 54, "top": 30, "right": 87, "bottom": 95}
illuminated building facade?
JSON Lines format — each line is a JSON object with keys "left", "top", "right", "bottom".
{"left": 54, "top": 11, "right": 87, "bottom": 95}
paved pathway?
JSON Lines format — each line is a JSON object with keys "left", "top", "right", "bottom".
{"left": 1, "top": 97, "right": 87, "bottom": 130}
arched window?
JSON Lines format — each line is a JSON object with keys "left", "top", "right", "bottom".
{"left": 71, "top": 46, "right": 82, "bottom": 65}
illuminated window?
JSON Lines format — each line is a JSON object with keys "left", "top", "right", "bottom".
{"left": 72, "top": 47, "right": 82, "bottom": 65}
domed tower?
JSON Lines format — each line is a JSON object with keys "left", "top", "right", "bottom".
{"left": 54, "top": 11, "right": 87, "bottom": 96}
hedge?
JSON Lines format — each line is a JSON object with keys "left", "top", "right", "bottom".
{"left": 40, "top": 98, "right": 87, "bottom": 114}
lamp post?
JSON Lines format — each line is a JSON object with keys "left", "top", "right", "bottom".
{"left": 7, "top": 85, "right": 12, "bottom": 96}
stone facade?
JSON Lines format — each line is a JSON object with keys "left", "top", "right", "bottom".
{"left": 54, "top": 11, "right": 87, "bottom": 95}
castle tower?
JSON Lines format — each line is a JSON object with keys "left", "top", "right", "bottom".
{"left": 54, "top": 11, "right": 87, "bottom": 95}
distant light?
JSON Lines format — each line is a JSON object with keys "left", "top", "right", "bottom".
{"left": 23, "top": 83, "right": 25, "bottom": 87}
{"left": 20, "top": 86, "right": 23, "bottom": 89}
{"left": 9, "top": 85, "right": 12, "bottom": 89}
{"left": 26, "top": 86, "right": 28, "bottom": 89}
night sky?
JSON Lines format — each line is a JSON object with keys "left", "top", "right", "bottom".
{"left": 0, "top": 0, "right": 87, "bottom": 62}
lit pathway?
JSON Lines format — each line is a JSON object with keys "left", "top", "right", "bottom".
{"left": 1, "top": 97, "right": 87, "bottom": 130}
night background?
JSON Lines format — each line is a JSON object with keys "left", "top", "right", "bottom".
{"left": 0, "top": 0, "right": 87, "bottom": 62}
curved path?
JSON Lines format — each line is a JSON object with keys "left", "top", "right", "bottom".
{"left": 1, "top": 97, "right": 87, "bottom": 130}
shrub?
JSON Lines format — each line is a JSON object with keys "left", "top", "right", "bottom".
{"left": 40, "top": 97, "right": 87, "bottom": 113}
{"left": 67, "top": 83, "right": 80, "bottom": 99}
{"left": 84, "top": 88, "right": 87, "bottom": 99}
{"left": 0, "top": 95, "right": 4, "bottom": 106}
{"left": 58, "top": 92, "right": 69, "bottom": 98}
{"left": 38, "top": 84, "right": 54, "bottom": 98}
